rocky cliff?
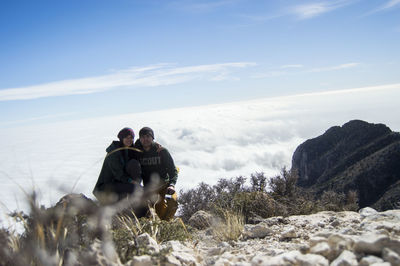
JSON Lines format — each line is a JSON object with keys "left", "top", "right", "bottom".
{"left": 291, "top": 120, "right": 400, "bottom": 210}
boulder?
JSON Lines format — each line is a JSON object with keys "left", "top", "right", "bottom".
{"left": 188, "top": 210, "right": 213, "bottom": 230}
{"left": 359, "top": 207, "right": 378, "bottom": 218}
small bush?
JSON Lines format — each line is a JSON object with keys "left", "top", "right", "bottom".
{"left": 250, "top": 172, "right": 267, "bottom": 192}
{"left": 344, "top": 190, "right": 359, "bottom": 211}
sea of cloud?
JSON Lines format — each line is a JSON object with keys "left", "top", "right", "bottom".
{"left": 0, "top": 83, "right": 399, "bottom": 228}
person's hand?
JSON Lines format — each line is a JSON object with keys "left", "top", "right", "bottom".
{"left": 166, "top": 185, "right": 175, "bottom": 195}
{"left": 130, "top": 179, "right": 140, "bottom": 185}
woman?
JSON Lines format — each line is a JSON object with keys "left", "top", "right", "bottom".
{"left": 93, "top": 127, "right": 142, "bottom": 205}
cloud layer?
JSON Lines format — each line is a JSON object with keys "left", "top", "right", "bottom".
{"left": 0, "top": 83, "right": 399, "bottom": 227}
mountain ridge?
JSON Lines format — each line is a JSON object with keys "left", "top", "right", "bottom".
{"left": 291, "top": 119, "right": 400, "bottom": 210}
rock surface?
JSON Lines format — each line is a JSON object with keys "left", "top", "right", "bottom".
{"left": 119, "top": 207, "right": 400, "bottom": 265}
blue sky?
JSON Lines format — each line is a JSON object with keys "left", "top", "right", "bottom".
{"left": 1, "top": 0, "right": 399, "bottom": 128}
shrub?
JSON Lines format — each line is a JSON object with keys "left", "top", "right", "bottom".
{"left": 178, "top": 182, "right": 216, "bottom": 222}
{"left": 231, "top": 191, "right": 286, "bottom": 222}
{"left": 268, "top": 167, "right": 298, "bottom": 198}
{"left": 320, "top": 190, "right": 346, "bottom": 211}
{"left": 250, "top": 172, "right": 268, "bottom": 192}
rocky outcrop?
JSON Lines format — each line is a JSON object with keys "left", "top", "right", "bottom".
{"left": 291, "top": 120, "right": 400, "bottom": 209}
{"left": 121, "top": 208, "right": 400, "bottom": 265}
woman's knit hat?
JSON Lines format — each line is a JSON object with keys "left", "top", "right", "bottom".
{"left": 117, "top": 127, "right": 135, "bottom": 141}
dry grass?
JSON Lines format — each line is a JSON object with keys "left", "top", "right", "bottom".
{"left": 212, "top": 210, "right": 244, "bottom": 242}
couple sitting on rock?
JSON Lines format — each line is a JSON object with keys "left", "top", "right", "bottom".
{"left": 93, "top": 127, "right": 178, "bottom": 221}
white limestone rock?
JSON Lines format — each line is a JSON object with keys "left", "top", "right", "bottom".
{"left": 280, "top": 226, "right": 298, "bottom": 240}
{"left": 309, "top": 236, "right": 328, "bottom": 247}
{"left": 243, "top": 223, "right": 272, "bottom": 239}
{"left": 382, "top": 247, "right": 400, "bottom": 266}
{"left": 251, "top": 250, "right": 328, "bottom": 266}
{"left": 326, "top": 233, "right": 355, "bottom": 260}
{"left": 353, "top": 233, "right": 390, "bottom": 255}
{"left": 359, "top": 207, "right": 378, "bottom": 218}
{"left": 310, "top": 242, "right": 331, "bottom": 258}
{"left": 330, "top": 250, "right": 358, "bottom": 266}
{"left": 164, "top": 255, "right": 182, "bottom": 266}
{"left": 360, "top": 210, "right": 400, "bottom": 236}
{"left": 359, "top": 255, "right": 385, "bottom": 266}
{"left": 136, "top": 233, "right": 160, "bottom": 254}
{"left": 163, "top": 241, "right": 198, "bottom": 266}
{"left": 163, "top": 240, "right": 194, "bottom": 254}
{"left": 207, "top": 247, "right": 225, "bottom": 256}
{"left": 294, "top": 252, "right": 329, "bottom": 266}
{"left": 214, "top": 257, "right": 232, "bottom": 266}
{"left": 84, "top": 239, "right": 122, "bottom": 266}
{"left": 129, "top": 255, "right": 153, "bottom": 266}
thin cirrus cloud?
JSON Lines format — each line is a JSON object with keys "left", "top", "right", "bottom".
{"left": 253, "top": 62, "right": 359, "bottom": 78}
{"left": 291, "top": 0, "right": 354, "bottom": 19}
{"left": 308, "top": 62, "right": 360, "bottom": 72}
{"left": 0, "top": 62, "right": 255, "bottom": 101}
{"left": 377, "top": 0, "right": 400, "bottom": 11}
{"left": 280, "top": 64, "right": 304, "bottom": 69}
{"left": 369, "top": 0, "right": 400, "bottom": 15}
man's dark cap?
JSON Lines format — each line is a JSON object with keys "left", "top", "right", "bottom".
{"left": 139, "top": 127, "right": 154, "bottom": 139}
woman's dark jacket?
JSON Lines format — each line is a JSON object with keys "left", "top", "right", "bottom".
{"left": 93, "top": 141, "right": 141, "bottom": 197}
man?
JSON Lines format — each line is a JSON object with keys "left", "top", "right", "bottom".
{"left": 93, "top": 127, "right": 143, "bottom": 207}
{"left": 135, "top": 127, "right": 178, "bottom": 221}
